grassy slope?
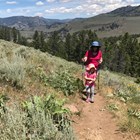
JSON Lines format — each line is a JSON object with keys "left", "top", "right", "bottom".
{"left": 0, "top": 39, "right": 81, "bottom": 139}
{"left": 29, "top": 15, "right": 140, "bottom": 38}
{"left": 0, "top": 39, "right": 140, "bottom": 137}
{"left": 100, "top": 70, "right": 140, "bottom": 133}
{"left": 66, "top": 15, "right": 140, "bottom": 37}
{"left": 20, "top": 14, "right": 140, "bottom": 38}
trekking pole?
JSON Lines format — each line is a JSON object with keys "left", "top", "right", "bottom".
{"left": 98, "top": 71, "right": 100, "bottom": 90}
{"left": 97, "top": 64, "right": 101, "bottom": 90}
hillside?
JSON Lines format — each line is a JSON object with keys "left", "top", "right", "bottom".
{"left": 0, "top": 39, "right": 140, "bottom": 139}
{"left": 0, "top": 16, "right": 70, "bottom": 31}
{"left": 0, "top": 39, "right": 80, "bottom": 139}
{"left": 108, "top": 5, "right": 140, "bottom": 16}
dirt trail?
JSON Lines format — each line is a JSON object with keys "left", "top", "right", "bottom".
{"left": 72, "top": 93, "right": 126, "bottom": 140}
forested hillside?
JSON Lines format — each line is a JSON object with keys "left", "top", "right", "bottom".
{"left": 1, "top": 27, "right": 140, "bottom": 80}
{"left": 29, "top": 30, "right": 140, "bottom": 80}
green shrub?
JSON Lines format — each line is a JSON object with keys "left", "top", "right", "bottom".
{"left": 135, "top": 77, "right": 140, "bottom": 84}
{"left": 0, "top": 95, "right": 76, "bottom": 140}
{"left": 0, "top": 54, "right": 27, "bottom": 88}
{"left": 38, "top": 67, "right": 79, "bottom": 96}
{"left": 125, "top": 108, "right": 140, "bottom": 132}
{"left": 0, "top": 94, "right": 9, "bottom": 117}
{"left": 107, "top": 103, "right": 119, "bottom": 111}
{"left": 22, "top": 94, "right": 70, "bottom": 116}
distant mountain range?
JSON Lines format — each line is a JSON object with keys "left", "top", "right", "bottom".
{"left": 0, "top": 16, "right": 71, "bottom": 30}
{"left": 0, "top": 5, "right": 140, "bottom": 38}
{"left": 108, "top": 5, "right": 140, "bottom": 16}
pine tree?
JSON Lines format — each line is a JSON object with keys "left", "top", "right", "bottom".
{"left": 40, "top": 31, "right": 45, "bottom": 51}
{"left": 33, "top": 30, "right": 40, "bottom": 49}
{"left": 65, "top": 33, "right": 72, "bottom": 60}
{"left": 47, "top": 31, "right": 61, "bottom": 56}
{"left": 12, "top": 27, "right": 17, "bottom": 43}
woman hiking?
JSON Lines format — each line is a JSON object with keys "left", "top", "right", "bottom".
{"left": 82, "top": 41, "right": 103, "bottom": 75}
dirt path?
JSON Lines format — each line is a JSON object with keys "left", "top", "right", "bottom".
{"left": 72, "top": 93, "right": 126, "bottom": 140}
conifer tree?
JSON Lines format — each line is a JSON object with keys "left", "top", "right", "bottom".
{"left": 40, "top": 31, "right": 45, "bottom": 51}
{"left": 12, "top": 27, "right": 17, "bottom": 43}
{"left": 33, "top": 30, "right": 40, "bottom": 49}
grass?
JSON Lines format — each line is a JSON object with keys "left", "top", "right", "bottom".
{"left": 19, "top": 14, "right": 140, "bottom": 39}
{"left": 100, "top": 70, "right": 140, "bottom": 133}
{"left": 1, "top": 38, "right": 140, "bottom": 138}
{"left": 0, "top": 39, "right": 81, "bottom": 139}
{"left": 0, "top": 94, "right": 75, "bottom": 140}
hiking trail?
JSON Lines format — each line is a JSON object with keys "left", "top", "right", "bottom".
{"left": 71, "top": 92, "right": 139, "bottom": 140}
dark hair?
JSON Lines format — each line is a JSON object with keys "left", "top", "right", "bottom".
{"left": 90, "top": 46, "right": 100, "bottom": 52}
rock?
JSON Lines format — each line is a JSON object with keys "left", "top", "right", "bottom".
{"left": 106, "top": 94, "right": 114, "bottom": 98}
{"left": 120, "top": 97, "right": 126, "bottom": 102}
{"left": 64, "top": 104, "right": 79, "bottom": 114}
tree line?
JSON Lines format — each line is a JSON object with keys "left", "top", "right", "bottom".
{"left": 0, "top": 26, "right": 27, "bottom": 46}
{"left": 0, "top": 26, "right": 140, "bottom": 79}
{"left": 31, "top": 30, "right": 140, "bottom": 79}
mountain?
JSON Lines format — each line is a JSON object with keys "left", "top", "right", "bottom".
{"left": 108, "top": 5, "right": 140, "bottom": 16}
{"left": 62, "top": 5, "right": 140, "bottom": 37}
{"left": 0, "top": 5, "right": 140, "bottom": 38}
{"left": 0, "top": 16, "right": 71, "bottom": 30}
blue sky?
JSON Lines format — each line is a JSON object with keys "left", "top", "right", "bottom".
{"left": 0, "top": 0, "right": 140, "bottom": 19}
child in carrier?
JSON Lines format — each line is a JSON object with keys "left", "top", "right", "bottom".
{"left": 84, "top": 63, "right": 97, "bottom": 103}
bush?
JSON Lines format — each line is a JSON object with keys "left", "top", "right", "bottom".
{"left": 0, "top": 54, "right": 27, "bottom": 88}
{"left": 38, "top": 67, "right": 80, "bottom": 96}
{"left": 135, "top": 77, "right": 140, "bottom": 84}
{"left": 125, "top": 108, "right": 140, "bottom": 132}
{"left": 0, "top": 95, "right": 76, "bottom": 140}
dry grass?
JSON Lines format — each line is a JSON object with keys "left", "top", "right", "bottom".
{"left": 0, "top": 39, "right": 81, "bottom": 139}
{"left": 100, "top": 70, "right": 140, "bottom": 133}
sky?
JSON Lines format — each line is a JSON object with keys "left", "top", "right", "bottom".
{"left": 0, "top": 0, "right": 140, "bottom": 19}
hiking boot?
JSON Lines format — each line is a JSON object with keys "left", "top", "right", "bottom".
{"left": 86, "top": 98, "right": 90, "bottom": 103}
{"left": 90, "top": 93, "right": 94, "bottom": 103}
{"left": 82, "top": 88, "right": 86, "bottom": 93}
{"left": 90, "top": 99, "right": 94, "bottom": 103}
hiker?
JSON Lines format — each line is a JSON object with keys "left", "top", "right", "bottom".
{"left": 84, "top": 63, "right": 97, "bottom": 103}
{"left": 82, "top": 41, "right": 103, "bottom": 75}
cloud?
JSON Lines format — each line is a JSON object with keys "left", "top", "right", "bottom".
{"left": 46, "top": 0, "right": 72, "bottom": 3}
{"left": 46, "top": 0, "right": 55, "bottom": 2}
{"left": 6, "top": 1, "right": 17, "bottom": 5}
{"left": 1, "top": 0, "right": 139, "bottom": 19}
{"left": 7, "top": 9, "right": 12, "bottom": 13}
{"left": 44, "top": 0, "right": 139, "bottom": 17}
{"left": 45, "top": 7, "right": 73, "bottom": 14}
{"left": 36, "top": 1, "right": 44, "bottom": 6}
{"left": 59, "top": 0, "right": 72, "bottom": 2}
{"left": 35, "top": 12, "right": 44, "bottom": 17}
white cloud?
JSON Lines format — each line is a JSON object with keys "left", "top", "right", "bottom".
{"left": 126, "top": 0, "right": 134, "bottom": 2}
{"left": 1, "top": 0, "right": 139, "bottom": 19}
{"left": 46, "top": 0, "right": 55, "bottom": 2}
{"left": 72, "top": 0, "right": 137, "bottom": 16}
{"left": 36, "top": 1, "right": 44, "bottom": 6}
{"left": 44, "top": 0, "right": 139, "bottom": 17}
{"left": 45, "top": 9, "right": 54, "bottom": 13}
{"left": 45, "top": 7, "right": 73, "bottom": 14}
{"left": 6, "top": 1, "right": 17, "bottom": 5}
{"left": 60, "top": 0, "right": 72, "bottom": 2}
{"left": 46, "top": 0, "right": 72, "bottom": 3}
{"left": 35, "top": 12, "right": 44, "bottom": 17}
{"left": 7, "top": 9, "right": 12, "bottom": 13}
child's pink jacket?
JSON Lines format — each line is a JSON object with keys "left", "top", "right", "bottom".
{"left": 84, "top": 71, "right": 97, "bottom": 87}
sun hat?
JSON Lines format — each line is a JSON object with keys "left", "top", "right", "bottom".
{"left": 91, "top": 41, "right": 101, "bottom": 47}
{"left": 86, "top": 64, "right": 96, "bottom": 71}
